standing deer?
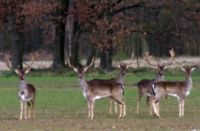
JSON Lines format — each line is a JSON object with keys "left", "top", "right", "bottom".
{"left": 109, "top": 63, "right": 129, "bottom": 114}
{"left": 136, "top": 49, "right": 175, "bottom": 115}
{"left": 151, "top": 64, "right": 196, "bottom": 117}
{"left": 67, "top": 57, "right": 126, "bottom": 120}
{"left": 5, "top": 54, "right": 36, "bottom": 120}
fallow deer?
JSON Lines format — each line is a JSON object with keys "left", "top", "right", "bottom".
{"left": 67, "top": 57, "right": 126, "bottom": 120}
{"left": 151, "top": 64, "right": 196, "bottom": 117}
{"left": 109, "top": 53, "right": 134, "bottom": 114}
{"left": 109, "top": 63, "right": 129, "bottom": 114}
{"left": 5, "top": 54, "right": 36, "bottom": 120}
{"left": 136, "top": 49, "right": 175, "bottom": 115}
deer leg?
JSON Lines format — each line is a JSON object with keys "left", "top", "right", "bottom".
{"left": 28, "top": 105, "right": 31, "bottom": 119}
{"left": 156, "top": 102, "right": 160, "bottom": 115}
{"left": 148, "top": 97, "right": 154, "bottom": 115}
{"left": 182, "top": 99, "right": 185, "bottom": 117}
{"left": 32, "top": 101, "right": 35, "bottom": 119}
{"left": 178, "top": 100, "right": 182, "bottom": 117}
{"left": 136, "top": 94, "right": 142, "bottom": 114}
{"left": 19, "top": 101, "right": 23, "bottom": 120}
{"left": 28, "top": 102, "right": 31, "bottom": 119}
{"left": 152, "top": 99, "right": 160, "bottom": 117}
{"left": 122, "top": 101, "right": 126, "bottom": 117}
{"left": 114, "top": 102, "right": 118, "bottom": 114}
{"left": 90, "top": 100, "right": 95, "bottom": 120}
{"left": 24, "top": 102, "right": 27, "bottom": 119}
{"left": 87, "top": 101, "right": 91, "bottom": 119}
{"left": 146, "top": 96, "right": 152, "bottom": 115}
{"left": 109, "top": 98, "right": 113, "bottom": 114}
{"left": 112, "top": 95, "right": 125, "bottom": 118}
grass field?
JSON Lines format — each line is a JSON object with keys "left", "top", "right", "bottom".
{"left": 0, "top": 68, "right": 200, "bottom": 131}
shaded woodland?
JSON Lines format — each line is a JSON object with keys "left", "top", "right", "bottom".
{"left": 0, "top": 0, "right": 199, "bottom": 71}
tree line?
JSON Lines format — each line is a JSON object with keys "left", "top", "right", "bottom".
{"left": 0, "top": 0, "right": 199, "bottom": 71}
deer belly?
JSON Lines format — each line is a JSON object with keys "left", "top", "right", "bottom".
{"left": 94, "top": 95, "right": 109, "bottom": 100}
{"left": 168, "top": 93, "right": 179, "bottom": 99}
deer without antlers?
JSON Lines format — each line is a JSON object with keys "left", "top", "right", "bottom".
{"left": 109, "top": 54, "right": 134, "bottom": 114}
{"left": 136, "top": 49, "right": 175, "bottom": 115}
{"left": 152, "top": 64, "right": 196, "bottom": 117}
{"left": 4, "top": 54, "right": 36, "bottom": 120}
{"left": 67, "top": 57, "right": 126, "bottom": 120}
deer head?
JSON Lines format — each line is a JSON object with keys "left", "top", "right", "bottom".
{"left": 113, "top": 52, "right": 134, "bottom": 76}
{"left": 67, "top": 57, "right": 95, "bottom": 79}
{"left": 4, "top": 54, "right": 34, "bottom": 80}
{"left": 181, "top": 65, "right": 196, "bottom": 76}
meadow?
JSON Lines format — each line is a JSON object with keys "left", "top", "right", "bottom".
{"left": 0, "top": 68, "right": 200, "bottom": 131}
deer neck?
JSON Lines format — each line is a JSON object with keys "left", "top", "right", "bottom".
{"left": 185, "top": 75, "right": 192, "bottom": 91}
{"left": 155, "top": 74, "right": 165, "bottom": 82}
{"left": 19, "top": 80, "right": 27, "bottom": 90}
{"left": 116, "top": 72, "right": 124, "bottom": 84}
{"left": 79, "top": 78, "right": 88, "bottom": 96}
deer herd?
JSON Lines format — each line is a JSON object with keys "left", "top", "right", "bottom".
{"left": 3, "top": 49, "right": 198, "bottom": 120}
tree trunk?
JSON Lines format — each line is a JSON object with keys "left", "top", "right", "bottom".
{"left": 65, "top": 0, "right": 80, "bottom": 66}
{"left": 52, "top": 0, "right": 68, "bottom": 70}
{"left": 86, "top": 44, "right": 96, "bottom": 66}
{"left": 11, "top": 32, "right": 24, "bottom": 69}
{"left": 52, "top": 25, "right": 65, "bottom": 70}
{"left": 6, "top": 14, "right": 24, "bottom": 69}
{"left": 99, "top": 48, "right": 113, "bottom": 72}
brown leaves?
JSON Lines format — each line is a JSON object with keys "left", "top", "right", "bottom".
{"left": 76, "top": 0, "right": 140, "bottom": 50}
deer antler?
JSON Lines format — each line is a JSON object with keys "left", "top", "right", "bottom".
{"left": 144, "top": 52, "right": 158, "bottom": 67}
{"left": 126, "top": 51, "right": 134, "bottom": 67}
{"left": 163, "top": 49, "right": 175, "bottom": 66}
{"left": 24, "top": 53, "right": 35, "bottom": 71}
{"left": 4, "top": 53, "right": 13, "bottom": 70}
{"left": 83, "top": 57, "right": 95, "bottom": 72}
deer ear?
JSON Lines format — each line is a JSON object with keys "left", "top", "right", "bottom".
{"left": 14, "top": 69, "right": 19, "bottom": 74}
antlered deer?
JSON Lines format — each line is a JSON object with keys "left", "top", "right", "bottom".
{"left": 67, "top": 57, "right": 126, "bottom": 120}
{"left": 152, "top": 65, "right": 196, "bottom": 117}
{"left": 136, "top": 49, "right": 175, "bottom": 115}
{"left": 5, "top": 54, "right": 36, "bottom": 120}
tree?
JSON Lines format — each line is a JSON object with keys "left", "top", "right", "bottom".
{"left": 75, "top": 0, "right": 143, "bottom": 71}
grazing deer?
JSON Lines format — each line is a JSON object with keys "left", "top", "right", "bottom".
{"left": 151, "top": 65, "right": 196, "bottom": 117}
{"left": 5, "top": 54, "right": 36, "bottom": 120}
{"left": 67, "top": 57, "right": 126, "bottom": 120}
{"left": 136, "top": 49, "right": 175, "bottom": 115}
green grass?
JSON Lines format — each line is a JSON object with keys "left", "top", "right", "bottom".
{"left": 0, "top": 69, "right": 200, "bottom": 130}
